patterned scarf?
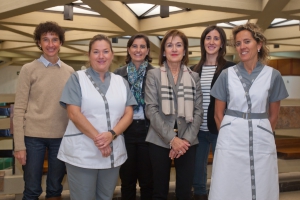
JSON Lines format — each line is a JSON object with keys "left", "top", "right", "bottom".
{"left": 161, "top": 62, "right": 196, "bottom": 123}
{"left": 127, "top": 61, "right": 148, "bottom": 111}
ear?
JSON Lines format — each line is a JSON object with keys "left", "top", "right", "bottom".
{"left": 127, "top": 47, "right": 130, "bottom": 55}
{"left": 257, "top": 41, "right": 262, "bottom": 51}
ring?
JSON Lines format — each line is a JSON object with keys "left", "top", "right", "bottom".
{"left": 178, "top": 151, "right": 183, "bottom": 154}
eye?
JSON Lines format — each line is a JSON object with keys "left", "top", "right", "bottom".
{"left": 214, "top": 37, "right": 220, "bottom": 41}
{"left": 166, "top": 43, "right": 173, "bottom": 48}
{"left": 131, "top": 44, "right": 137, "bottom": 49}
{"left": 140, "top": 45, "right": 146, "bottom": 49}
{"left": 205, "top": 36, "right": 211, "bottom": 40}
{"left": 93, "top": 50, "right": 99, "bottom": 54}
{"left": 244, "top": 40, "right": 251, "bottom": 44}
{"left": 104, "top": 50, "right": 110, "bottom": 54}
{"left": 176, "top": 43, "right": 182, "bottom": 48}
{"left": 235, "top": 42, "right": 241, "bottom": 47}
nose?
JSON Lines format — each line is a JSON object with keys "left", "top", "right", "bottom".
{"left": 172, "top": 44, "right": 177, "bottom": 51}
{"left": 99, "top": 52, "right": 104, "bottom": 58}
{"left": 49, "top": 40, "right": 54, "bottom": 47}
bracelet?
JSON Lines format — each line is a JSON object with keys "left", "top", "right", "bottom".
{"left": 169, "top": 136, "right": 176, "bottom": 149}
{"left": 109, "top": 129, "right": 117, "bottom": 140}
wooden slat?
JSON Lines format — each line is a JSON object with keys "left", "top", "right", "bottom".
{"left": 0, "top": 171, "right": 5, "bottom": 192}
{"left": 275, "top": 138, "right": 300, "bottom": 148}
{"left": 277, "top": 147, "right": 300, "bottom": 159}
{"left": 0, "top": 118, "right": 10, "bottom": 129}
{"left": 0, "top": 94, "right": 15, "bottom": 103}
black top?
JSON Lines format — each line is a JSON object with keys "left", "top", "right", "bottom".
{"left": 114, "top": 63, "right": 155, "bottom": 129}
{"left": 192, "top": 61, "right": 235, "bottom": 134}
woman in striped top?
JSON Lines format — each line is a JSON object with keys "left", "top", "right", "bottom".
{"left": 192, "top": 25, "right": 235, "bottom": 200}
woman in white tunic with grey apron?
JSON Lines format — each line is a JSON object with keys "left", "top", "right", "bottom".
{"left": 209, "top": 23, "right": 288, "bottom": 200}
{"left": 57, "top": 34, "right": 137, "bottom": 200}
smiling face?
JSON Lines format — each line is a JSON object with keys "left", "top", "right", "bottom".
{"left": 39, "top": 32, "right": 61, "bottom": 61}
{"left": 235, "top": 30, "right": 262, "bottom": 65}
{"left": 128, "top": 38, "right": 149, "bottom": 67}
{"left": 89, "top": 40, "right": 114, "bottom": 74}
{"left": 164, "top": 35, "right": 185, "bottom": 65}
{"left": 204, "top": 29, "right": 222, "bottom": 57}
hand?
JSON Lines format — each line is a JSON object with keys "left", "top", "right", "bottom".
{"left": 93, "top": 131, "right": 113, "bottom": 149}
{"left": 169, "top": 148, "right": 182, "bottom": 159}
{"left": 99, "top": 145, "right": 112, "bottom": 157}
{"left": 14, "top": 150, "right": 27, "bottom": 165}
{"left": 170, "top": 137, "right": 190, "bottom": 154}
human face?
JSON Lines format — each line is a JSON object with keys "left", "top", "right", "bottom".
{"left": 128, "top": 38, "right": 149, "bottom": 67}
{"left": 89, "top": 40, "right": 113, "bottom": 74}
{"left": 39, "top": 32, "right": 61, "bottom": 61}
{"left": 235, "top": 30, "right": 262, "bottom": 64}
{"left": 164, "top": 36, "right": 185, "bottom": 64}
{"left": 204, "top": 29, "right": 222, "bottom": 56}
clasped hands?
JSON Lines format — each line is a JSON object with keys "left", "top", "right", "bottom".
{"left": 169, "top": 137, "right": 190, "bottom": 160}
{"left": 93, "top": 131, "right": 113, "bottom": 157}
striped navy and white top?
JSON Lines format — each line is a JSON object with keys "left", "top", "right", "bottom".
{"left": 200, "top": 65, "right": 217, "bottom": 131}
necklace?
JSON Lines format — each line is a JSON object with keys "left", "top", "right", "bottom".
{"left": 172, "top": 73, "right": 179, "bottom": 78}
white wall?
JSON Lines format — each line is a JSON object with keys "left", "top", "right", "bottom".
{"left": 0, "top": 65, "right": 22, "bottom": 94}
{"left": 282, "top": 76, "right": 300, "bottom": 99}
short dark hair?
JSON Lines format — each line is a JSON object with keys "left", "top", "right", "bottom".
{"left": 159, "top": 29, "right": 189, "bottom": 66}
{"left": 194, "top": 25, "right": 227, "bottom": 75}
{"left": 33, "top": 21, "right": 65, "bottom": 51}
{"left": 126, "top": 34, "right": 152, "bottom": 64}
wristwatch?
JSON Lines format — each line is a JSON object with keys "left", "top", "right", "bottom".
{"left": 109, "top": 130, "right": 117, "bottom": 140}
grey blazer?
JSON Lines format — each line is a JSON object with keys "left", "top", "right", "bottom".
{"left": 145, "top": 67, "right": 203, "bottom": 148}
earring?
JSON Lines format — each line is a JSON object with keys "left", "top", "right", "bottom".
{"left": 258, "top": 49, "right": 260, "bottom": 52}
{"left": 220, "top": 46, "right": 223, "bottom": 49}
{"left": 163, "top": 53, "right": 166, "bottom": 57}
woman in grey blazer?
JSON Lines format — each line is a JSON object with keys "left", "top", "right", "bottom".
{"left": 145, "top": 29, "right": 203, "bottom": 200}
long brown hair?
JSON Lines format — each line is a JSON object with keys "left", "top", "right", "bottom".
{"left": 193, "top": 26, "right": 227, "bottom": 75}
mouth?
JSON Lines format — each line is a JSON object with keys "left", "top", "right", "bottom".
{"left": 241, "top": 51, "right": 248, "bottom": 55}
{"left": 97, "top": 60, "right": 106, "bottom": 64}
{"left": 171, "top": 54, "right": 178, "bottom": 56}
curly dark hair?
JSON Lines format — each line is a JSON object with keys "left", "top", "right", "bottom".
{"left": 33, "top": 21, "right": 65, "bottom": 51}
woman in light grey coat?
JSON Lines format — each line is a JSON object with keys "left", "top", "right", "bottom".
{"left": 145, "top": 29, "right": 203, "bottom": 200}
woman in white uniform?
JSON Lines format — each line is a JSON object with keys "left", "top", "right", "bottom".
{"left": 209, "top": 23, "right": 288, "bottom": 200}
{"left": 58, "top": 34, "right": 137, "bottom": 200}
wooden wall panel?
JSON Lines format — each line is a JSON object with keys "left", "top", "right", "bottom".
{"left": 268, "top": 59, "right": 278, "bottom": 69}
{"left": 277, "top": 59, "right": 292, "bottom": 75}
{"left": 292, "top": 59, "right": 300, "bottom": 75}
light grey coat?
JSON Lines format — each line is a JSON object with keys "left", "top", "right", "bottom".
{"left": 145, "top": 67, "right": 203, "bottom": 148}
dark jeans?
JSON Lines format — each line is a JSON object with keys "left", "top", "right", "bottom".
{"left": 22, "top": 136, "right": 66, "bottom": 200}
{"left": 193, "top": 130, "right": 217, "bottom": 195}
{"left": 120, "top": 120, "right": 153, "bottom": 200}
{"left": 149, "top": 143, "right": 196, "bottom": 200}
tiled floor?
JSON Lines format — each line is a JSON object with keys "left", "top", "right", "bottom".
{"left": 1, "top": 191, "right": 300, "bottom": 200}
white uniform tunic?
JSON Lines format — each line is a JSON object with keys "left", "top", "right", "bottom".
{"left": 58, "top": 70, "right": 128, "bottom": 169}
{"left": 209, "top": 62, "right": 288, "bottom": 200}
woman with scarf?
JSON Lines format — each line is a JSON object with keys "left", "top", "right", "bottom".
{"left": 145, "top": 29, "right": 203, "bottom": 200}
{"left": 114, "top": 34, "right": 154, "bottom": 200}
